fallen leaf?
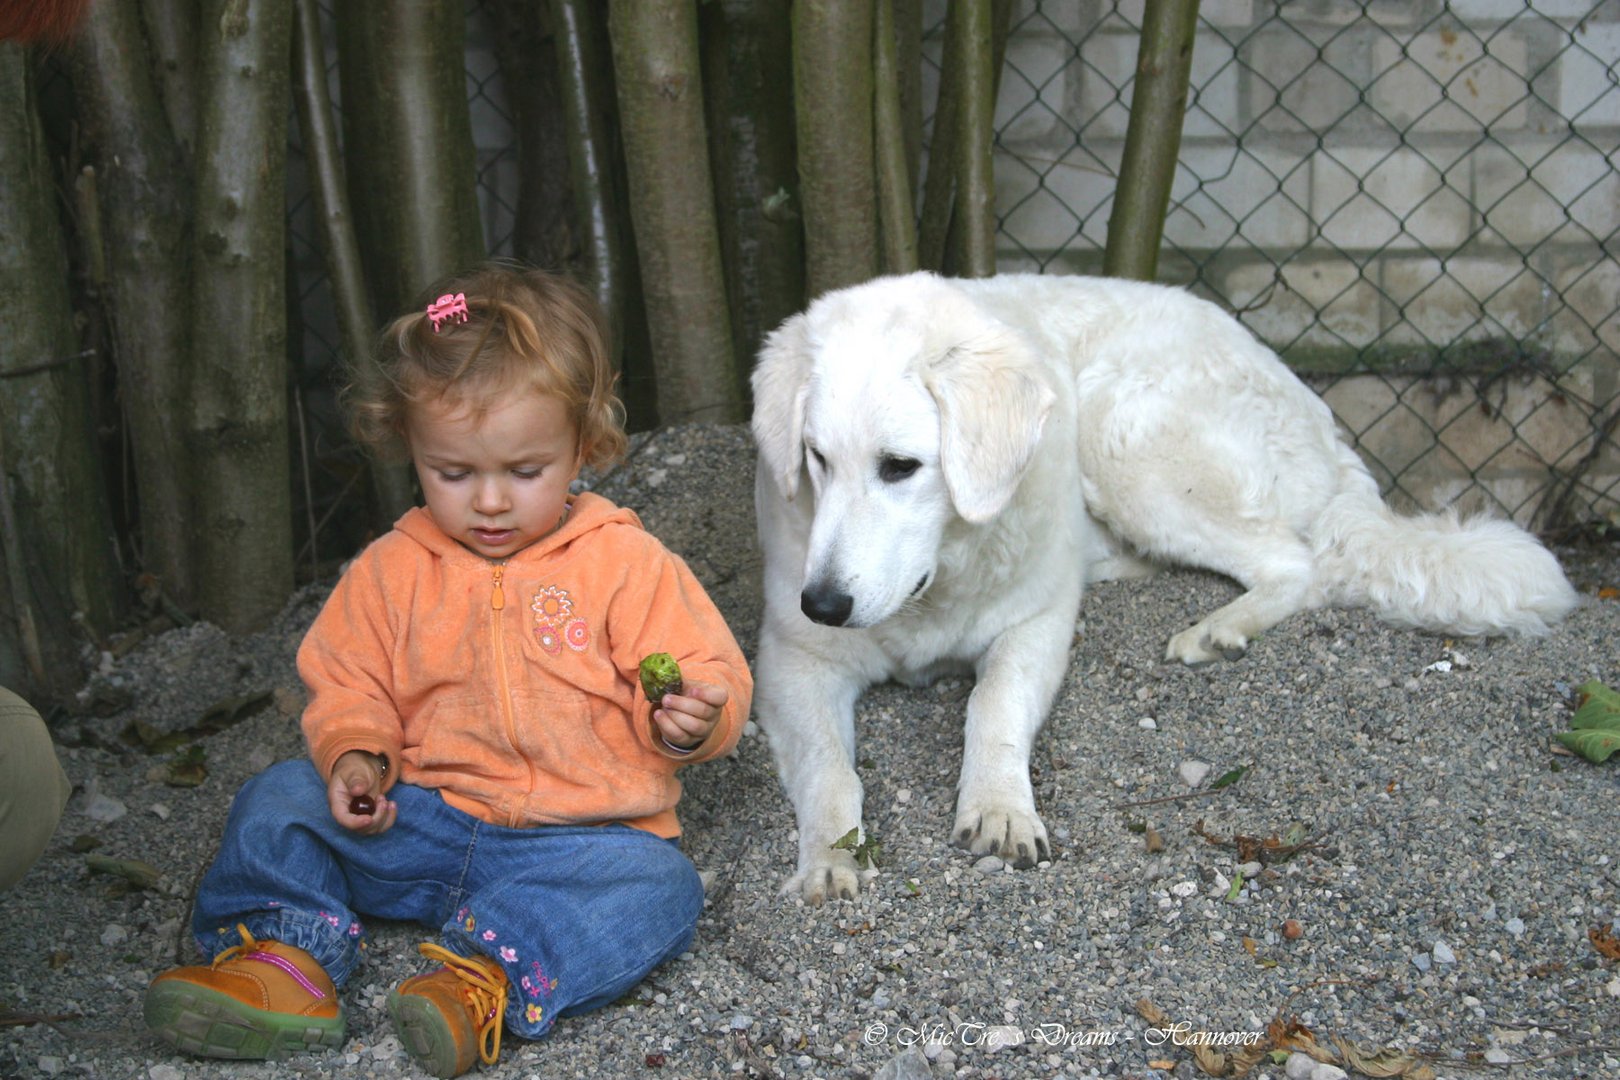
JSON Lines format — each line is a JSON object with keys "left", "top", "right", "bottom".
{"left": 1597, "top": 586, "right": 1619, "bottom": 601}
{"left": 1590, "top": 924, "right": 1620, "bottom": 961}
{"left": 84, "top": 854, "right": 161, "bottom": 890}
{"left": 1557, "top": 680, "right": 1620, "bottom": 763}
{"left": 1209, "top": 764, "right": 1249, "bottom": 790}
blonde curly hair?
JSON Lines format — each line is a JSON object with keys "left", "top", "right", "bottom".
{"left": 347, "top": 262, "right": 627, "bottom": 470}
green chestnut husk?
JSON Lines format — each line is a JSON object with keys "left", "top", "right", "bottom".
{"left": 639, "top": 652, "right": 684, "bottom": 704}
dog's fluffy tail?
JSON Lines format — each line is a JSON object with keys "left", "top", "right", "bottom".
{"left": 1311, "top": 464, "right": 1579, "bottom": 638}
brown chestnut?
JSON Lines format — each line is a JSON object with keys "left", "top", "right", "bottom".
{"left": 348, "top": 793, "right": 376, "bottom": 816}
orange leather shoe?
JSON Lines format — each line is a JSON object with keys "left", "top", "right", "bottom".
{"left": 144, "top": 924, "right": 345, "bottom": 1059}
{"left": 387, "top": 943, "right": 509, "bottom": 1077}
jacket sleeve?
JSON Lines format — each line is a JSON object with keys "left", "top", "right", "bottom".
{"left": 606, "top": 531, "right": 752, "bottom": 764}
{"left": 297, "top": 547, "right": 407, "bottom": 791}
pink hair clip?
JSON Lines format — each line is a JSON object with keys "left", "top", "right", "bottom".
{"left": 427, "top": 292, "right": 470, "bottom": 333}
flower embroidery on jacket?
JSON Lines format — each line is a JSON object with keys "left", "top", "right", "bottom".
{"left": 565, "top": 619, "right": 590, "bottom": 651}
{"left": 530, "top": 585, "right": 588, "bottom": 657}
{"left": 531, "top": 586, "right": 573, "bottom": 624}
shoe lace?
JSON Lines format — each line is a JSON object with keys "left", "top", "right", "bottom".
{"left": 417, "top": 942, "right": 508, "bottom": 1066}
{"left": 212, "top": 924, "right": 261, "bottom": 967}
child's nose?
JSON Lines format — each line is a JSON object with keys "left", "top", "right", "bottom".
{"left": 473, "top": 477, "right": 510, "bottom": 514}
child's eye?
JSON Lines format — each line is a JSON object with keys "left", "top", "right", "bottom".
{"left": 513, "top": 467, "right": 542, "bottom": 480}
{"left": 437, "top": 470, "right": 469, "bottom": 482}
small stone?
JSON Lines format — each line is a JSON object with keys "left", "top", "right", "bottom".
{"left": 150, "top": 803, "right": 171, "bottom": 820}
{"left": 82, "top": 778, "right": 128, "bottom": 824}
{"left": 149, "top": 1065, "right": 186, "bottom": 1080}
{"left": 1284, "top": 1052, "right": 1316, "bottom": 1079}
{"left": 973, "top": 855, "right": 1004, "bottom": 874}
{"left": 1432, "top": 939, "right": 1457, "bottom": 965}
{"left": 730, "top": 1013, "right": 754, "bottom": 1030}
{"left": 1282, "top": 919, "right": 1304, "bottom": 940}
{"left": 1178, "top": 760, "right": 1211, "bottom": 788}
{"left": 1605, "top": 976, "right": 1620, "bottom": 998}
{"left": 1170, "top": 881, "right": 1198, "bottom": 898}
{"left": 100, "top": 923, "right": 129, "bottom": 947}
{"left": 1309, "top": 1064, "right": 1349, "bottom": 1080}
{"left": 37, "top": 1058, "right": 63, "bottom": 1077}
{"left": 1412, "top": 953, "right": 1431, "bottom": 972}
{"left": 1139, "top": 717, "right": 1158, "bottom": 730}
{"left": 1504, "top": 917, "right": 1525, "bottom": 937}
{"left": 874, "top": 1046, "right": 933, "bottom": 1080}
{"left": 1238, "top": 861, "right": 1263, "bottom": 879}
{"left": 1484, "top": 1048, "right": 1515, "bottom": 1064}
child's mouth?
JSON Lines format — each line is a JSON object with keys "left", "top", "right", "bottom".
{"left": 473, "top": 528, "right": 515, "bottom": 546}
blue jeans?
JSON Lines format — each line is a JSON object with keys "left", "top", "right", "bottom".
{"left": 192, "top": 760, "right": 703, "bottom": 1039}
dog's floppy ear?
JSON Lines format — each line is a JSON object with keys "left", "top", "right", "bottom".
{"left": 751, "top": 312, "right": 814, "bottom": 500}
{"left": 923, "top": 327, "right": 1055, "bottom": 524}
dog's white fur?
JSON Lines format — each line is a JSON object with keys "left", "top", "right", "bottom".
{"left": 751, "top": 272, "right": 1579, "bottom": 903}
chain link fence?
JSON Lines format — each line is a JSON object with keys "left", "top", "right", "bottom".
{"left": 285, "top": 0, "right": 1619, "bottom": 536}
{"left": 987, "top": 0, "right": 1619, "bottom": 532}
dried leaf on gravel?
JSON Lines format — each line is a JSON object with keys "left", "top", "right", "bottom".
{"left": 1193, "top": 819, "right": 1320, "bottom": 865}
{"left": 1590, "top": 924, "right": 1620, "bottom": 961}
{"left": 1135, "top": 998, "right": 1436, "bottom": 1079}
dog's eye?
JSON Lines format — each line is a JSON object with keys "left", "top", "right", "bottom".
{"left": 808, "top": 446, "right": 827, "bottom": 473}
{"left": 878, "top": 455, "right": 922, "bottom": 483}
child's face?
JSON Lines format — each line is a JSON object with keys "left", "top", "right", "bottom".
{"left": 406, "top": 391, "right": 582, "bottom": 560}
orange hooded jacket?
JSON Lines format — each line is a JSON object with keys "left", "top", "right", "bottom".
{"left": 297, "top": 492, "right": 751, "bottom": 838}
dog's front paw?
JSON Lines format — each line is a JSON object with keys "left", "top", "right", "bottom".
{"left": 784, "top": 849, "right": 865, "bottom": 905}
{"left": 1165, "top": 623, "right": 1248, "bottom": 665}
{"left": 950, "top": 803, "right": 1052, "bottom": 869}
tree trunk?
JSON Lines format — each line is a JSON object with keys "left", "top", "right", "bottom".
{"left": 1104, "top": 0, "right": 1200, "bottom": 282}
{"left": 489, "top": 0, "right": 579, "bottom": 273}
{"left": 187, "top": 0, "right": 295, "bottom": 633}
{"left": 63, "top": 0, "right": 197, "bottom": 609}
{"left": 335, "top": 0, "right": 485, "bottom": 318}
{"left": 549, "top": 0, "right": 656, "bottom": 428}
{"left": 792, "top": 0, "right": 877, "bottom": 299}
{"left": 874, "top": 0, "right": 918, "bottom": 275}
{"left": 952, "top": 0, "right": 996, "bottom": 277}
{"left": 608, "top": 0, "right": 743, "bottom": 424}
{"left": 700, "top": 0, "right": 806, "bottom": 365}
{"left": 0, "top": 46, "right": 122, "bottom": 699}
{"left": 139, "top": 0, "right": 200, "bottom": 156}
{"left": 289, "top": 0, "right": 412, "bottom": 526}
{"left": 893, "top": 0, "right": 923, "bottom": 212}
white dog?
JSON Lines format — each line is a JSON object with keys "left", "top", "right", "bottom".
{"left": 750, "top": 271, "right": 1578, "bottom": 903}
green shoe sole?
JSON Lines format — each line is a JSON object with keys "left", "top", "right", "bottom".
{"left": 144, "top": 980, "right": 346, "bottom": 1060}
{"left": 388, "top": 989, "right": 470, "bottom": 1078}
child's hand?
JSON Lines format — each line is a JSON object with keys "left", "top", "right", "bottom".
{"left": 651, "top": 681, "right": 728, "bottom": 753}
{"left": 329, "top": 750, "right": 396, "bottom": 834}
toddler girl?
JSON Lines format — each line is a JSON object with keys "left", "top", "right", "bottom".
{"left": 143, "top": 264, "right": 752, "bottom": 1077}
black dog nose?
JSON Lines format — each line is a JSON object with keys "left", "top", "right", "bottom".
{"left": 801, "top": 586, "right": 854, "bottom": 627}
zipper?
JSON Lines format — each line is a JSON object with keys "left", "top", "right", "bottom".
{"left": 488, "top": 562, "right": 533, "bottom": 824}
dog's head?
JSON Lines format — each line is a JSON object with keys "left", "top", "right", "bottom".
{"left": 751, "top": 274, "right": 1055, "bottom": 628}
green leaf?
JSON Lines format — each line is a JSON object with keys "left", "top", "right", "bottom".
{"left": 830, "top": 827, "right": 860, "bottom": 851}
{"left": 1558, "top": 681, "right": 1620, "bottom": 763}
{"left": 1209, "top": 764, "right": 1249, "bottom": 790}
{"left": 1557, "top": 728, "right": 1620, "bottom": 764}
{"left": 1572, "top": 680, "right": 1620, "bottom": 729}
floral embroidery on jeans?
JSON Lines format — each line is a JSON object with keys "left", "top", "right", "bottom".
{"left": 481, "top": 928, "right": 497, "bottom": 942}
{"left": 499, "top": 946, "right": 518, "bottom": 963}
{"left": 525, "top": 1003, "right": 544, "bottom": 1024}
{"left": 521, "top": 959, "right": 557, "bottom": 1000}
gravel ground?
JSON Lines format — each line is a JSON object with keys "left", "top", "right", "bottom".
{"left": 3, "top": 422, "right": 1618, "bottom": 1080}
